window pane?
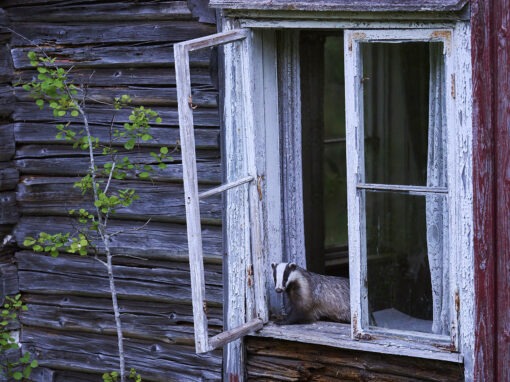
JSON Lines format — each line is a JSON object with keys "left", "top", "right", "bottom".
{"left": 323, "top": 35, "right": 347, "bottom": 253}
{"left": 365, "top": 190, "right": 449, "bottom": 335}
{"left": 362, "top": 42, "right": 443, "bottom": 186}
{"left": 300, "top": 32, "right": 348, "bottom": 276}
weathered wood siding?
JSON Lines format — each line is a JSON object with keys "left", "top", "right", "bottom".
{"left": 246, "top": 337, "right": 464, "bottom": 381}
{"left": 1, "top": 1, "right": 223, "bottom": 381}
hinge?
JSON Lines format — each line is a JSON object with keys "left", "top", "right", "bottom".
{"left": 451, "top": 73, "right": 456, "bottom": 99}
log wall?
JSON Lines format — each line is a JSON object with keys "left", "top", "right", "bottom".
{"left": 246, "top": 337, "right": 464, "bottom": 381}
{"left": 1, "top": 1, "right": 223, "bottom": 381}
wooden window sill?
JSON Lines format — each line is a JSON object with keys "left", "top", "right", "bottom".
{"left": 252, "top": 321, "right": 462, "bottom": 363}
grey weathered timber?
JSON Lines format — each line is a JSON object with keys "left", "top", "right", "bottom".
{"left": 22, "top": 328, "right": 222, "bottom": 382}
{"left": 13, "top": 122, "right": 219, "bottom": 149}
{"left": 0, "top": 192, "right": 17, "bottom": 224}
{"left": 12, "top": 103, "right": 219, "bottom": 127}
{"left": 3, "top": 0, "right": 225, "bottom": 379}
{"left": 0, "top": 263, "right": 18, "bottom": 304}
{"left": 10, "top": 22, "right": 216, "bottom": 47}
{"left": 11, "top": 44, "right": 211, "bottom": 70}
{"left": 14, "top": 217, "right": 222, "bottom": 260}
{"left": 15, "top": 156, "right": 221, "bottom": 185}
{"left": 0, "top": 163, "right": 18, "bottom": 191}
{"left": 16, "top": 177, "right": 222, "bottom": 224}
{"left": 16, "top": 67, "right": 213, "bottom": 87}
{"left": 210, "top": 0, "right": 468, "bottom": 12}
{"left": 5, "top": 1, "right": 193, "bottom": 22}
{"left": 175, "top": 27, "right": 250, "bottom": 354}
{"left": 15, "top": 85, "right": 218, "bottom": 108}
{"left": 246, "top": 336, "right": 464, "bottom": 381}
{"left": 16, "top": 251, "right": 223, "bottom": 305}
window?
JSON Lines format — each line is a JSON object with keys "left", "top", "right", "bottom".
{"left": 176, "top": 13, "right": 472, "bottom": 373}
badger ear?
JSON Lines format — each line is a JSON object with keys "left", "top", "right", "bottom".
{"left": 289, "top": 262, "right": 297, "bottom": 270}
{"left": 271, "top": 262, "right": 277, "bottom": 270}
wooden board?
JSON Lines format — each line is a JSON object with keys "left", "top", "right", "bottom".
{"left": 471, "top": 0, "right": 510, "bottom": 381}
{"left": 246, "top": 336, "right": 464, "bottom": 381}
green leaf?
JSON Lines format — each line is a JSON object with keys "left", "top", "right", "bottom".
{"left": 35, "top": 99, "right": 44, "bottom": 108}
{"left": 160, "top": 146, "right": 169, "bottom": 154}
{"left": 71, "top": 110, "right": 79, "bottom": 117}
{"left": 124, "top": 139, "right": 135, "bottom": 150}
{"left": 23, "top": 237, "right": 36, "bottom": 246}
{"left": 31, "top": 360, "right": 39, "bottom": 368}
{"left": 13, "top": 371, "right": 23, "bottom": 380}
{"left": 139, "top": 172, "right": 150, "bottom": 179}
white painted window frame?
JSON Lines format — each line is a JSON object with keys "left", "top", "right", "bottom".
{"left": 344, "top": 28, "right": 456, "bottom": 343}
{"left": 174, "top": 28, "right": 266, "bottom": 355}
{"left": 176, "top": 18, "right": 473, "bottom": 376}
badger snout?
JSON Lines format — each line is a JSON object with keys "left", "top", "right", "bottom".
{"left": 275, "top": 287, "right": 284, "bottom": 293}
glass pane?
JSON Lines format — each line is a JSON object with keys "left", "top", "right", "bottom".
{"left": 300, "top": 32, "right": 348, "bottom": 276}
{"left": 323, "top": 35, "right": 347, "bottom": 252}
{"left": 365, "top": 190, "right": 449, "bottom": 335}
{"left": 362, "top": 42, "right": 445, "bottom": 187}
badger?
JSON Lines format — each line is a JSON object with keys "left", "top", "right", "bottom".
{"left": 271, "top": 262, "right": 350, "bottom": 325}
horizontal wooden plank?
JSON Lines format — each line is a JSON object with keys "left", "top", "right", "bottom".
{"left": 0, "top": 84, "right": 14, "bottom": 118}
{"left": 0, "top": 45, "right": 13, "bottom": 83}
{"left": 15, "top": 85, "right": 218, "bottom": 108}
{"left": 11, "top": 102, "right": 220, "bottom": 127}
{"left": 17, "top": 176, "right": 222, "bottom": 224}
{"left": 0, "top": 123, "right": 15, "bottom": 161}
{"left": 0, "top": 263, "right": 19, "bottom": 302}
{"left": 14, "top": 144, "right": 217, "bottom": 162}
{"left": 0, "top": 232, "right": 16, "bottom": 258}
{"left": 210, "top": 0, "right": 468, "bottom": 12}
{"left": 21, "top": 328, "right": 222, "bottom": 382}
{"left": 20, "top": 301, "right": 220, "bottom": 346}
{"left": 23, "top": 293, "right": 223, "bottom": 328}
{"left": 14, "top": 216, "right": 223, "bottom": 260}
{"left": 12, "top": 44, "right": 211, "bottom": 70}
{"left": 0, "top": 163, "right": 19, "bottom": 191}
{"left": 16, "top": 67, "right": 214, "bottom": 87}
{"left": 0, "top": 192, "right": 18, "bottom": 224}
{"left": 5, "top": 1, "right": 193, "bottom": 22}
{"left": 246, "top": 336, "right": 464, "bottom": 381}
{"left": 11, "top": 21, "right": 216, "bottom": 47}
{"left": 15, "top": 156, "right": 221, "bottom": 184}
{"left": 16, "top": 251, "right": 223, "bottom": 305}
{"left": 257, "top": 322, "right": 462, "bottom": 363}
{"left": 13, "top": 122, "right": 219, "bottom": 149}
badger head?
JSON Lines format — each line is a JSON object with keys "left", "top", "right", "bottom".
{"left": 271, "top": 262, "right": 298, "bottom": 293}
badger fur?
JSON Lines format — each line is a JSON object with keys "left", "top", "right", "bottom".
{"left": 271, "top": 262, "right": 350, "bottom": 325}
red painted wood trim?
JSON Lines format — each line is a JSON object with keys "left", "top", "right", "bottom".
{"left": 493, "top": 0, "right": 510, "bottom": 380}
{"left": 471, "top": 0, "right": 497, "bottom": 380}
{"left": 472, "top": 0, "right": 510, "bottom": 380}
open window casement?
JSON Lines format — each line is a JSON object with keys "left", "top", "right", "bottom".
{"left": 175, "top": 29, "right": 266, "bottom": 354}
{"left": 175, "top": 18, "right": 472, "bottom": 367}
{"left": 344, "top": 29, "right": 458, "bottom": 346}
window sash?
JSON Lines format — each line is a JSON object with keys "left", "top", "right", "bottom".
{"left": 344, "top": 28, "right": 457, "bottom": 343}
{"left": 175, "top": 29, "right": 265, "bottom": 354}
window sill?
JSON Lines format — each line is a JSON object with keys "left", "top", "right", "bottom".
{"left": 253, "top": 321, "right": 462, "bottom": 363}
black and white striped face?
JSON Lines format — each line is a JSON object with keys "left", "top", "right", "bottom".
{"left": 271, "top": 262, "right": 297, "bottom": 293}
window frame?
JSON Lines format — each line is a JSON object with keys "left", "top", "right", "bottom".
{"left": 176, "top": 16, "right": 473, "bottom": 371}
{"left": 344, "top": 28, "right": 457, "bottom": 344}
{"left": 174, "top": 28, "right": 266, "bottom": 355}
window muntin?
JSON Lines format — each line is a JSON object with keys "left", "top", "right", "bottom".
{"left": 345, "top": 29, "right": 455, "bottom": 342}
{"left": 179, "top": 23, "right": 471, "bottom": 364}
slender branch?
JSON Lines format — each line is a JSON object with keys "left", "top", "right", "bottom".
{"left": 108, "top": 218, "right": 152, "bottom": 239}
